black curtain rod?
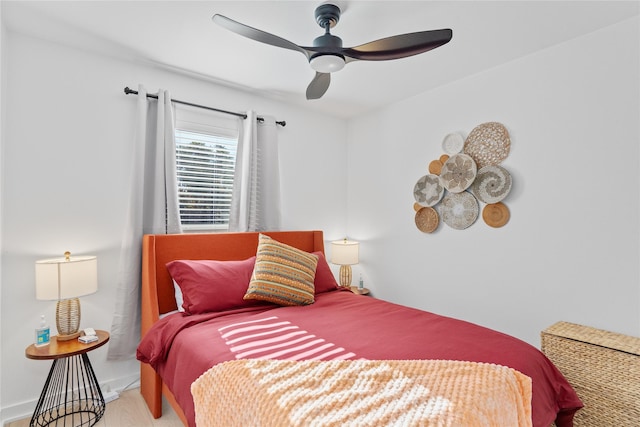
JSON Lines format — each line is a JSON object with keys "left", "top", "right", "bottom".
{"left": 123, "top": 87, "right": 286, "bottom": 127}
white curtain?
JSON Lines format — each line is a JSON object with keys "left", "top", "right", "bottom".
{"left": 108, "top": 85, "right": 182, "bottom": 359}
{"left": 229, "top": 110, "right": 281, "bottom": 231}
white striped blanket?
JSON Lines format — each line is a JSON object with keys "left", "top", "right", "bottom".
{"left": 191, "top": 359, "right": 532, "bottom": 427}
{"left": 218, "top": 316, "right": 357, "bottom": 361}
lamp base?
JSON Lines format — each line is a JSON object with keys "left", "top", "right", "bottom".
{"left": 56, "top": 298, "right": 81, "bottom": 340}
{"left": 56, "top": 331, "right": 82, "bottom": 341}
{"left": 339, "top": 265, "right": 352, "bottom": 288}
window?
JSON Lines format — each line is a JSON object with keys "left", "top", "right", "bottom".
{"left": 175, "top": 126, "right": 238, "bottom": 231}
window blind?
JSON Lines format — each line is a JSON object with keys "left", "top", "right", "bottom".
{"left": 175, "top": 129, "right": 238, "bottom": 230}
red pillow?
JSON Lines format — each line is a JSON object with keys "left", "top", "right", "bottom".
{"left": 312, "top": 251, "right": 340, "bottom": 294}
{"left": 167, "top": 256, "right": 263, "bottom": 314}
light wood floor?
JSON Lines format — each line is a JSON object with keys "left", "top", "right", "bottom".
{"left": 5, "top": 388, "right": 183, "bottom": 427}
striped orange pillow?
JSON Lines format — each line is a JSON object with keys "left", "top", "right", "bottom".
{"left": 244, "top": 234, "right": 318, "bottom": 306}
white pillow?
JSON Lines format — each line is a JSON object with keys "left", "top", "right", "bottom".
{"left": 173, "top": 278, "right": 185, "bottom": 312}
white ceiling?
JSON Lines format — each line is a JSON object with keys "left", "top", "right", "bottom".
{"left": 2, "top": 1, "right": 639, "bottom": 118}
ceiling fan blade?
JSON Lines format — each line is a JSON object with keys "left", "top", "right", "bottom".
{"left": 212, "top": 14, "right": 311, "bottom": 59}
{"left": 306, "top": 72, "right": 331, "bottom": 100}
{"left": 342, "top": 29, "right": 452, "bottom": 62}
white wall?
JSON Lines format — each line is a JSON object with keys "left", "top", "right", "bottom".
{"left": 0, "top": 30, "right": 348, "bottom": 422}
{"left": 347, "top": 17, "right": 640, "bottom": 346}
{"left": 0, "top": 3, "right": 5, "bottom": 418}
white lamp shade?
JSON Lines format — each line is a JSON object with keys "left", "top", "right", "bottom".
{"left": 35, "top": 255, "right": 98, "bottom": 300}
{"left": 330, "top": 240, "right": 359, "bottom": 265}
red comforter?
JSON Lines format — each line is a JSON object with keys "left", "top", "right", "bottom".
{"left": 137, "top": 289, "right": 582, "bottom": 427}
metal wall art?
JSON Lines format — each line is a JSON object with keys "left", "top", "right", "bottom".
{"left": 412, "top": 122, "right": 513, "bottom": 233}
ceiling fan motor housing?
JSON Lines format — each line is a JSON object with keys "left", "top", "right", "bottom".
{"left": 310, "top": 34, "right": 345, "bottom": 72}
{"left": 312, "top": 33, "right": 343, "bottom": 51}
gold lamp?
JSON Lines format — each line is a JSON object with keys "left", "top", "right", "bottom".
{"left": 330, "top": 239, "right": 359, "bottom": 288}
{"left": 35, "top": 252, "right": 98, "bottom": 341}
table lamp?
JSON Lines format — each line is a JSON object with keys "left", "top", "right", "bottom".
{"left": 35, "top": 251, "right": 98, "bottom": 341}
{"left": 331, "top": 239, "right": 359, "bottom": 288}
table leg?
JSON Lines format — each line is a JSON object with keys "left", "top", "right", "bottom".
{"left": 30, "top": 354, "right": 106, "bottom": 427}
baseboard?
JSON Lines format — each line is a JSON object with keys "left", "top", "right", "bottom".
{"left": 1, "top": 374, "right": 140, "bottom": 426}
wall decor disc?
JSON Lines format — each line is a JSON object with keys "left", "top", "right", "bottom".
{"left": 442, "top": 133, "right": 464, "bottom": 154}
{"left": 482, "top": 202, "right": 510, "bottom": 228}
{"left": 413, "top": 174, "right": 445, "bottom": 207}
{"left": 428, "top": 159, "right": 443, "bottom": 175}
{"left": 439, "top": 153, "right": 477, "bottom": 193}
{"left": 470, "top": 165, "right": 512, "bottom": 204}
{"left": 440, "top": 191, "right": 479, "bottom": 230}
{"left": 463, "top": 122, "right": 511, "bottom": 169}
{"left": 413, "top": 202, "right": 423, "bottom": 212}
{"left": 439, "top": 154, "right": 450, "bottom": 164}
{"left": 415, "top": 207, "right": 439, "bottom": 233}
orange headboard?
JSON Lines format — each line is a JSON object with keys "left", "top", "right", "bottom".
{"left": 141, "top": 230, "right": 325, "bottom": 335}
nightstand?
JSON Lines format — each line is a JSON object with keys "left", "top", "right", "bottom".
{"left": 25, "top": 330, "right": 109, "bottom": 427}
{"left": 349, "top": 286, "right": 370, "bottom": 295}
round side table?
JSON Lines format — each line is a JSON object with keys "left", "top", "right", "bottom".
{"left": 349, "top": 286, "right": 370, "bottom": 295}
{"left": 25, "top": 330, "right": 110, "bottom": 427}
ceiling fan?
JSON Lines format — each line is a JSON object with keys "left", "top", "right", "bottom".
{"left": 212, "top": 3, "right": 452, "bottom": 100}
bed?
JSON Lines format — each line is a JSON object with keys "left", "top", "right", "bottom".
{"left": 136, "top": 230, "right": 582, "bottom": 427}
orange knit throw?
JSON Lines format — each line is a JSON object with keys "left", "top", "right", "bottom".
{"left": 191, "top": 359, "right": 532, "bottom": 427}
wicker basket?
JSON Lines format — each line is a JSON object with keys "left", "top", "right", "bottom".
{"left": 541, "top": 322, "right": 640, "bottom": 427}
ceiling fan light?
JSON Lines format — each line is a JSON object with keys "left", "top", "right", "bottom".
{"left": 310, "top": 54, "right": 345, "bottom": 73}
